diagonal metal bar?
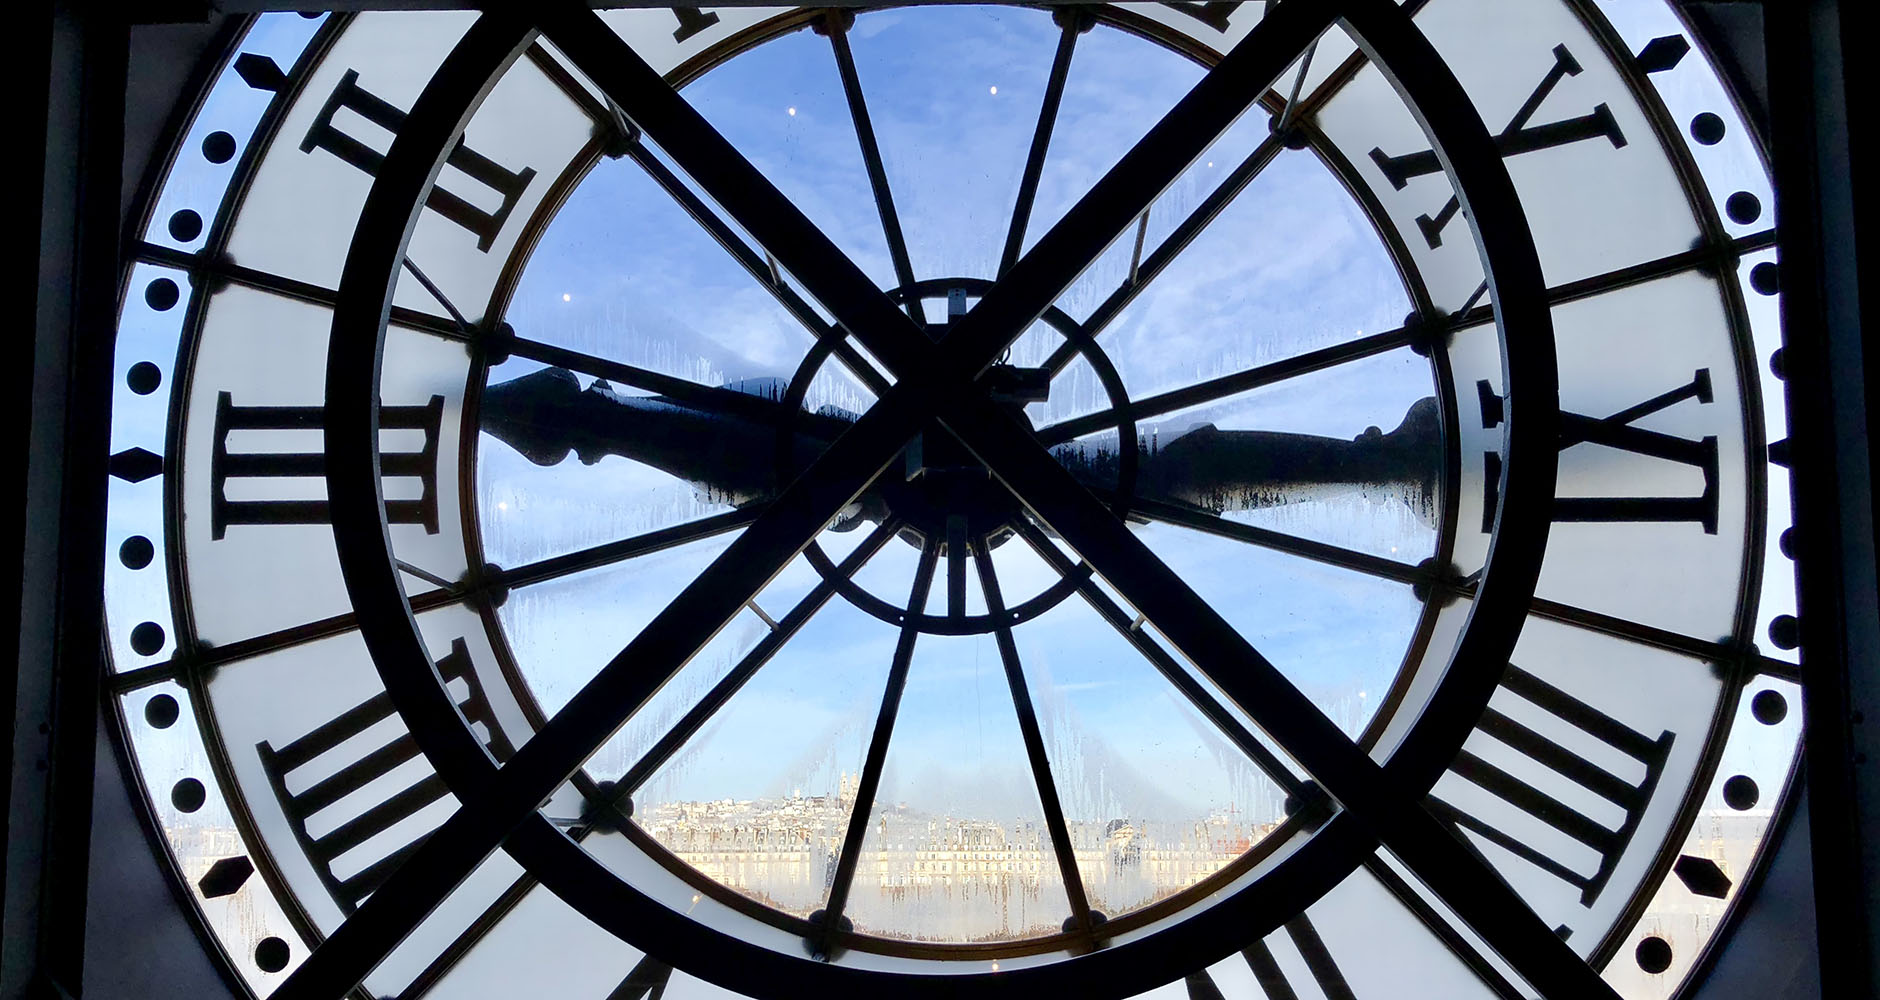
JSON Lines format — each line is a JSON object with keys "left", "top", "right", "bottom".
{"left": 816, "top": 541, "right": 940, "bottom": 954}
{"left": 974, "top": 541, "right": 1097, "bottom": 940}
{"left": 614, "top": 518, "right": 902, "bottom": 796}
{"left": 1007, "top": 519, "right": 1307, "bottom": 793}
{"left": 1036, "top": 129, "right": 1285, "bottom": 376}
{"left": 609, "top": 135, "right": 894, "bottom": 395}
{"left": 500, "top": 334, "right": 801, "bottom": 425}
{"left": 825, "top": 13, "right": 927, "bottom": 326}
{"left": 1034, "top": 325, "right": 1415, "bottom": 446}
{"left": 999, "top": 14, "right": 1082, "bottom": 276}
{"left": 1120, "top": 494, "right": 1427, "bottom": 586}
{"left": 493, "top": 507, "right": 762, "bottom": 591}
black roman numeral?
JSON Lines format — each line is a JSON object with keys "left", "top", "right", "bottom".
{"left": 669, "top": 7, "right": 720, "bottom": 43}
{"left": 257, "top": 640, "right": 512, "bottom": 913}
{"left": 605, "top": 955, "right": 672, "bottom": 1000}
{"left": 1428, "top": 664, "right": 1673, "bottom": 911}
{"left": 211, "top": 391, "right": 444, "bottom": 539}
{"left": 302, "top": 70, "right": 537, "bottom": 251}
{"left": 1479, "top": 369, "right": 1720, "bottom": 533}
{"left": 1186, "top": 914, "right": 1355, "bottom": 1000}
{"left": 1368, "top": 44, "right": 1627, "bottom": 248}
{"left": 1160, "top": 1, "right": 1240, "bottom": 31}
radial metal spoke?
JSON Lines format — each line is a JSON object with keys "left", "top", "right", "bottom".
{"left": 816, "top": 541, "right": 939, "bottom": 953}
{"left": 973, "top": 542, "right": 1097, "bottom": 940}
{"left": 1034, "top": 325, "right": 1415, "bottom": 447}
{"left": 611, "top": 518, "right": 903, "bottom": 798}
{"left": 999, "top": 13, "right": 1083, "bottom": 276}
{"left": 826, "top": 13, "right": 926, "bottom": 326}
{"left": 131, "top": 240, "right": 466, "bottom": 341}
{"left": 522, "top": 41, "right": 893, "bottom": 395}
{"left": 1036, "top": 132, "right": 1285, "bottom": 378}
{"left": 609, "top": 136, "right": 894, "bottom": 395}
{"left": 493, "top": 507, "right": 764, "bottom": 592}
{"left": 1122, "top": 494, "right": 1426, "bottom": 586}
{"left": 500, "top": 334, "right": 804, "bottom": 425}
{"left": 1007, "top": 520, "right": 1307, "bottom": 793}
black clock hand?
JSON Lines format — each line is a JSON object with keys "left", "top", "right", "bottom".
{"left": 479, "top": 365, "right": 1440, "bottom": 525}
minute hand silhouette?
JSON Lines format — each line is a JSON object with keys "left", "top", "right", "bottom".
{"left": 479, "top": 366, "right": 1441, "bottom": 525}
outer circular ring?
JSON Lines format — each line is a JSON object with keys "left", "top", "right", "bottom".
{"left": 322, "top": 3, "right": 1558, "bottom": 999}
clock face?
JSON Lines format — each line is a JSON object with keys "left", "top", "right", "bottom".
{"left": 104, "top": 3, "right": 1802, "bottom": 1000}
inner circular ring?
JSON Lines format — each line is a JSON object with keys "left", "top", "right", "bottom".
{"left": 785, "top": 278, "right": 1137, "bottom": 637}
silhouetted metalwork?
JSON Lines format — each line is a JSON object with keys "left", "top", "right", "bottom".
{"left": 478, "top": 364, "right": 1442, "bottom": 536}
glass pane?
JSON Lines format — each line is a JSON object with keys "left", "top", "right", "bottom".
{"left": 476, "top": 359, "right": 755, "bottom": 568}
{"left": 631, "top": 596, "right": 898, "bottom": 919}
{"left": 1108, "top": 346, "right": 1440, "bottom": 565}
{"left": 142, "top": 13, "right": 328, "bottom": 253}
{"left": 842, "top": 631, "right": 1076, "bottom": 943}
{"left": 1026, "top": 20, "right": 1200, "bottom": 277}
{"left": 1011, "top": 592, "right": 1288, "bottom": 917}
{"left": 683, "top": 19, "right": 898, "bottom": 292}
{"left": 1317, "top": 0, "right": 1702, "bottom": 311}
{"left": 1058, "top": 146, "right": 1412, "bottom": 406}
{"left": 849, "top": 5, "right": 1067, "bottom": 282}
{"left": 422, "top": 882, "right": 652, "bottom": 1000}
{"left": 503, "top": 143, "right": 830, "bottom": 391}
{"left": 1591, "top": 0, "right": 1776, "bottom": 241}
{"left": 1454, "top": 272, "right": 1752, "bottom": 641}
{"left": 367, "top": 850, "right": 529, "bottom": 999}
{"left": 223, "top": 12, "right": 476, "bottom": 296}
{"left": 498, "top": 528, "right": 740, "bottom": 720}
{"left": 1129, "top": 519, "right": 1425, "bottom": 739}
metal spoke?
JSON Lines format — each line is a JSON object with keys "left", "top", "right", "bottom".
{"left": 131, "top": 240, "right": 465, "bottom": 341}
{"left": 825, "top": 12, "right": 926, "bottom": 326}
{"left": 606, "top": 135, "right": 894, "bottom": 396}
{"left": 1007, "top": 520, "right": 1307, "bottom": 793}
{"left": 521, "top": 42, "right": 892, "bottom": 395}
{"left": 610, "top": 518, "right": 903, "bottom": 798}
{"left": 999, "top": 12, "right": 1083, "bottom": 276}
{"left": 1122, "top": 494, "right": 1426, "bottom": 586}
{"left": 973, "top": 542, "right": 1097, "bottom": 940}
{"left": 493, "top": 507, "right": 763, "bottom": 592}
{"left": 1034, "top": 326, "right": 1415, "bottom": 447}
{"left": 816, "top": 541, "right": 940, "bottom": 954}
{"left": 1036, "top": 132, "right": 1285, "bottom": 377}
{"left": 499, "top": 334, "right": 806, "bottom": 426}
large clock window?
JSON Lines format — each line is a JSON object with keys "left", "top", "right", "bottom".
{"left": 103, "top": 3, "right": 1802, "bottom": 999}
